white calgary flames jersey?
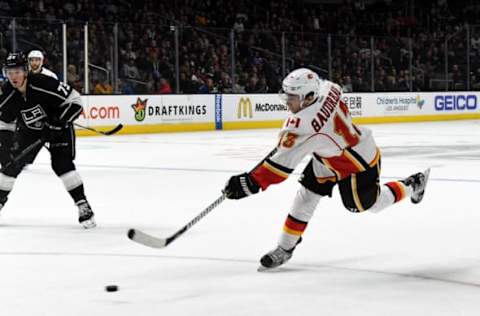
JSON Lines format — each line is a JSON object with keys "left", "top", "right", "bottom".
{"left": 251, "top": 80, "right": 379, "bottom": 190}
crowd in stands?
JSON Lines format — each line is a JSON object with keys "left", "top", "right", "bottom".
{"left": 1, "top": 0, "right": 480, "bottom": 93}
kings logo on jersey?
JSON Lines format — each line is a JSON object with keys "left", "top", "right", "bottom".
{"left": 21, "top": 104, "right": 47, "bottom": 130}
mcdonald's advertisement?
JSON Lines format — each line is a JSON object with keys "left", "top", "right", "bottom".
{"left": 221, "top": 94, "right": 289, "bottom": 129}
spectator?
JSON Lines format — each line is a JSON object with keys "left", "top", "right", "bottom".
{"left": 67, "top": 64, "right": 79, "bottom": 86}
{"left": 118, "top": 78, "right": 135, "bottom": 94}
{"left": 233, "top": 15, "right": 245, "bottom": 33}
{"left": 451, "top": 64, "right": 464, "bottom": 90}
{"left": 157, "top": 78, "right": 173, "bottom": 94}
{"left": 255, "top": 77, "right": 269, "bottom": 93}
{"left": 94, "top": 80, "right": 113, "bottom": 94}
{"left": 353, "top": 77, "right": 369, "bottom": 92}
{"left": 471, "top": 71, "right": 480, "bottom": 90}
{"left": 123, "top": 58, "right": 140, "bottom": 80}
{"left": 472, "top": 35, "right": 480, "bottom": 55}
{"left": 245, "top": 76, "right": 259, "bottom": 93}
{"left": 342, "top": 75, "right": 353, "bottom": 92}
{"left": 179, "top": 72, "right": 199, "bottom": 94}
{"left": 198, "top": 74, "right": 217, "bottom": 93}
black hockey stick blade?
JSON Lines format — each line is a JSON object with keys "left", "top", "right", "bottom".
{"left": 74, "top": 123, "right": 123, "bottom": 135}
{"left": 102, "top": 123, "right": 123, "bottom": 135}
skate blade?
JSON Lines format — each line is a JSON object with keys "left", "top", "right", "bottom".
{"left": 257, "top": 265, "right": 279, "bottom": 272}
{"left": 412, "top": 168, "right": 431, "bottom": 204}
{"left": 81, "top": 217, "right": 97, "bottom": 229}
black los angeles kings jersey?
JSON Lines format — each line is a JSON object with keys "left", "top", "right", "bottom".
{"left": 0, "top": 73, "right": 83, "bottom": 132}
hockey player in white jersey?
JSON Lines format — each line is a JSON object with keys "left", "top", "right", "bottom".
{"left": 27, "top": 50, "right": 58, "bottom": 79}
{"left": 223, "top": 68, "right": 430, "bottom": 270}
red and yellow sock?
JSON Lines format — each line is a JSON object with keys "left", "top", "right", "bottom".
{"left": 385, "top": 181, "right": 407, "bottom": 203}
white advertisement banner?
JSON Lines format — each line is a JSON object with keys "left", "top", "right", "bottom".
{"left": 77, "top": 95, "right": 216, "bottom": 127}
{"left": 344, "top": 92, "right": 480, "bottom": 118}
{"left": 76, "top": 92, "right": 480, "bottom": 134}
{"left": 76, "top": 95, "right": 122, "bottom": 126}
{"left": 222, "top": 94, "right": 289, "bottom": 122}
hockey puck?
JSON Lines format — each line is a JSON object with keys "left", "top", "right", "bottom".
{"left": 105, "top": 285, "right": 119, "bottom": 292}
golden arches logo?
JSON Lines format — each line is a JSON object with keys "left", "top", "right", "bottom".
{"left": 237, "top": 97, "right": 253, "bottom": 118}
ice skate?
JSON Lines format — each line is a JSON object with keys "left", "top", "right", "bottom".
{"left": 77, "top": 200, "right": 96, "bottom": 229}
{"left": 258, "top": 237, "right": 302, "bottom": 271}
{"left": 401, "top": 168, "right": 431, "bottom": 204}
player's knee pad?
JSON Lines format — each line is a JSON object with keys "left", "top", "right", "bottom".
{"left": 340, "top": 192, "right": 377, "bottom": 213}
{"left": 339, "top": 173, "right": 379, "bottom": 213}
{"left": 340, "top": 196, "right": 376, "bottom": 213}
{"left": 290, "top": 186, "right": 321, "bottom": 222}
{"left": 51, "top": 158, "right": 75, "bottom": 176}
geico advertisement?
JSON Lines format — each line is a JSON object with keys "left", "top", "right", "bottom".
{"left": 433, "top": 93, "right": 479, "bottom": 112}
{"left": 222, "top": 94, "right": 289, "bottom": 121}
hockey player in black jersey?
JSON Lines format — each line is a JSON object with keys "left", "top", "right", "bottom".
{"left": 0, "top": 52, "right": 96, "bottom": 228}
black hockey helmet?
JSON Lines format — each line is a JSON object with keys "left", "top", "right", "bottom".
{"left": 3, "top": 52, "right": 28, "bottom": 78}
{"left": 4, "top": 52, "right": 28, "bottom": 70}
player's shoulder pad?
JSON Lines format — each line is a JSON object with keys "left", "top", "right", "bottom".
{"left": 28, "top": 73, "right": 72, "bottom": 99}
{"left": 28, "top": 72, "right": 59, "bottom": 87}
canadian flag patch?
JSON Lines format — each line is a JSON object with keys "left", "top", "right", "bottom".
{"left": 286, "top": 117, "right": 301, "bottom": 128}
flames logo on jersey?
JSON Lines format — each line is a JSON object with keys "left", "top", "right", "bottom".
{"left": 132, "top": 97, "right": 148, "bottom": 122}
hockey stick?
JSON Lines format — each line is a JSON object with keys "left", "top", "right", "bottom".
{"left": 0, "top": 138, "right": 43, "bottom": 172}
{"left": 74, "top": 123, "right": 123, "bottom": 136}
{"left": 128, "top": 194, "right": 226, "bottom": 248}
{"left": 127, "top": 148, "right": 278, "bottom": 249}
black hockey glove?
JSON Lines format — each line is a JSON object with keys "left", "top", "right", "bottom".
{"left": 223, "top": 172, "right": 260, "bottom": 200}
{"left": 41, "top": 122, "right": 68, "bottom": 144}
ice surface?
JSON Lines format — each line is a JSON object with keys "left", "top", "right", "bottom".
{"left": 1, "top": 120, "right": 480, "bottom": 316}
